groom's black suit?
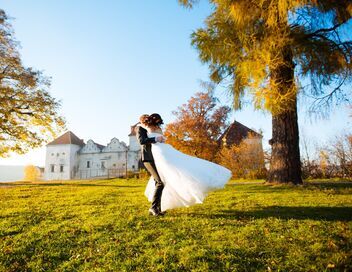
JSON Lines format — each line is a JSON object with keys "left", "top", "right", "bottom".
{"left": 136, "top": 125, "right": 164, "bottom": 213}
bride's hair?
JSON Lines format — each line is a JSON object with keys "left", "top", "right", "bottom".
{"left": 147, "top": 113, "right": 163, "bottom": 127}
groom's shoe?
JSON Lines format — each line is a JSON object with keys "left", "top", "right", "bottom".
{"left": 148, "top": 208, "right": 160, "bottom": 216}
{"left": 157, "top": 208, "right": 166, "bottom": 216}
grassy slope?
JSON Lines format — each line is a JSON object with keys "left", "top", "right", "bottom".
{"left": 0, "top": 179, "right": 351, "bottom": 272}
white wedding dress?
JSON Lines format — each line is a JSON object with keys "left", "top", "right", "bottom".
{"left": 145, "top": 132, "right": 232, "bottom": 211}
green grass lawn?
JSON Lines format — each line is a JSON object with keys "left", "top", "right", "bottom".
{"left": 0, "top": 179, "right": 351, "bottom": 271}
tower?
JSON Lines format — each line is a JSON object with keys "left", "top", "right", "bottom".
{"left": 44, "top": 131, "right": 84, "bottom": 180}
{"left": 128, "top": 123, "right": 140, "bottom": 151}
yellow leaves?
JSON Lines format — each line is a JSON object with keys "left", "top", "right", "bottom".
{"left": 192, "top": 0, "right": 352, "bottom": 118}
{"left": 229, "top": 2, "right": 254, "bottom": 27}
{"left": 24, "top": 165, "right": 41, "bottom": 181}
{"left": 348, "top": 3, "right": 352, "bottom": 16}
{"left": 327, "top": 263, "right": 335, "bottom": 269}
{"left": 230, "top": 0, "right": 308, "bottom": 28}
{"left": 250, "top": 79, "right": 298, "bottom": 115}
{"left": 264, "top": 0, "right": 308, "bottom": 27}
{"left": 178, "top": 0, "right": 197, "bottom": 8}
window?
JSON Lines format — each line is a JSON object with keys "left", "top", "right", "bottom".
{"left": 50, "top": 164, "right": 55, "bottom": 173}
{"left": 132, "top": 165, "right": 135, "bottom": 169}
{"left": 62, "top": 152, "right": 65, "bottom": 155}
{"left": 87, "top": 161, "right": 90, "bottom": 168}
{"left": 60, "top": 165, "right": 64, "bottom": 173}
{"left": 56, "top": 153, "right": 59, "bottom": 157}
{"left": 51, "top": 153, "right": 54, "bottom": 156}
{"left": 101, "top": 161, "right": 105, "bottom": 169}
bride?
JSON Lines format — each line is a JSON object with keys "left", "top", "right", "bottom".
{"left": 141, "top": 113, "right": 232, "bottom": 212}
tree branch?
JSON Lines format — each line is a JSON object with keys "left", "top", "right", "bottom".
{"left": 305, "top": 21, "right": 347, "bottom": 39}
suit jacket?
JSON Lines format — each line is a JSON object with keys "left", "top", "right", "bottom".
{"left": 136, "top": 125, "right": 156, "bottom": 162}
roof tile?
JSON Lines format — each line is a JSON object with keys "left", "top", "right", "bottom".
{"left": 47, "top": 131, "right": 85, "bottom": 146}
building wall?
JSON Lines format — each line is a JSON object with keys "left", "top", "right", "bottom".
{"left": 45, "top": 144, "right": 81, "bottom": 180}
{"left": 242, "top": 137, "right": 265, "bottom": 169}
{"left": 76, "top": 150, "right": 140, "bottom": 178}
{"left": 128, "top": 135, "right": 141, "bottom": 171}
{"left": 243, "top": 137, "right": 263, "bottom": 149}
{"left": 127, "top": 150, "right": 140, "bottom": 171}
{"left": 129, "top": 135, "right": 140, "bottom": 151}
{"left": 77, "top": 152, "right": 114, "bottom": 179}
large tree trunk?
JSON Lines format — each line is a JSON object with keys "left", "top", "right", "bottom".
{"left": 267, "top": 47, "right": 303, "bottom": 185}
{"left": 268, "top": 103, "right": 302, "bottom": 184}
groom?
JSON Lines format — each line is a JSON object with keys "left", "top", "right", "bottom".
{"left": 136, "top": 114, "right": 165, "bottom": 216}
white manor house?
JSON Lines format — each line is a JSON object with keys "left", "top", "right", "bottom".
{"left": 44, "top": 125, "right": 141, "bottom": 180}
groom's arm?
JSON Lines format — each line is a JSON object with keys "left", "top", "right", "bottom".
{"left": 136, "top": 126, "right": 156, "bottom": 145}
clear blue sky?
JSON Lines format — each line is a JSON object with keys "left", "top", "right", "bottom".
{"left": 0, "top": 0, "right": 351, "bottom": 167}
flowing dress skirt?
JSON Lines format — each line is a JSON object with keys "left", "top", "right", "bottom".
{"left": 145, "top": 141, "right": 232, "bottom": 211}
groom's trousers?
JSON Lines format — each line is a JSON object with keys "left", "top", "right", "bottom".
{"left": 144, "top": 161, "right": 164, "bottom": 211}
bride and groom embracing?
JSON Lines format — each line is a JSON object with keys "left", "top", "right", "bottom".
{"left": 136, "top": 113, "right": 232, "bottom": 217}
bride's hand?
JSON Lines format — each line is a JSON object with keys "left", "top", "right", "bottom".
{"left": 156, "top": 136, "right": 166, "bottom": 143}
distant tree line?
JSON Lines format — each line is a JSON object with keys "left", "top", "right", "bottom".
{"left": 301, "top": 133, "right": 352, "bottom": 179}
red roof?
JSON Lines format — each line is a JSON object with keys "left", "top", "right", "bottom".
{"left": 47, "top": 131, "right": 85, "bottom": 146}
{"left": 219, "top": 121, "right": 262, "bottom": 146}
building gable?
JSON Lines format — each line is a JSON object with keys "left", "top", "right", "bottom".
{"left": 80, "top": 140, "right": 105, "bottom": 154}
{"left": 103, "top": 138, "right": 127, "bottom": 152}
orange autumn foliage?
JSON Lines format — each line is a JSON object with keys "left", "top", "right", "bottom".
{"left": 164, "top": 92, "right": 230, "bottom": 162}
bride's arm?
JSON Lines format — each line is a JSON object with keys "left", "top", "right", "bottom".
{"left": 159, "top": 128, "right": 167, "bottom": 142}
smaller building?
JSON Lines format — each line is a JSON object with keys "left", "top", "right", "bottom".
{"left": 219, "top": 120, "right": 263, "bottom": 147}
{"left": 219, "top": 120, "right": 265, "bottom": 175}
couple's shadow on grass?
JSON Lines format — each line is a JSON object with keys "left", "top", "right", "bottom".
{"left": 186, "top": 206, "right": 352, "bottom": 222}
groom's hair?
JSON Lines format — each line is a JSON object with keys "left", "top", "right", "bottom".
{"left": 139, "top": 114, "right": 150, "bottom": 126}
